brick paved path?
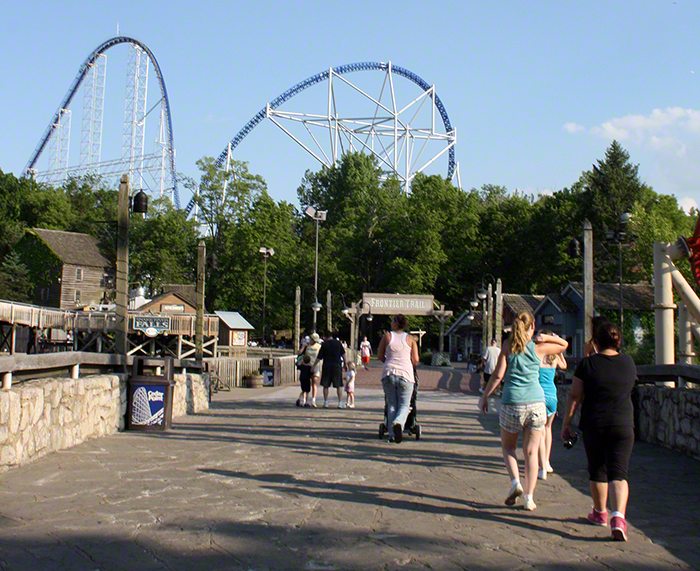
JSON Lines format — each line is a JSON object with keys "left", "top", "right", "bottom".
{"left": 0, "top": 364, "right": 698, "bottom": 570}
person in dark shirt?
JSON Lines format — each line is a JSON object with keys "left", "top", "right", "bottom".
{"left": 296, "top": 354, "right": 312, "bottom": 407}
{"left": 313, "top": 330, "right": 345, "bottom": 408}
{"left": 561, "top": 318, "right": 637, "bottom": 542}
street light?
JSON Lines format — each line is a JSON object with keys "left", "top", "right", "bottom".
{"left": 304, "top": 205, "right": 327, "bottom": 332}
{"left": 259, "top": 247, "right": 275, "bottom": 345}
{"left": 477, "top": 274, "right": 496, "bottom": 348}
{"left": 606, "top": 213, "right": 636, "bottom": 345}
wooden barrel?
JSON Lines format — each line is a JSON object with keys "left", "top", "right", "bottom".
{"left": 245, "top": 373, "right": 264, "bottom": 388}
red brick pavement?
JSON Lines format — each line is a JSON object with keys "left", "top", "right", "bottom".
{"left": 353, "top": 358, "right": 481, "bottom": 393}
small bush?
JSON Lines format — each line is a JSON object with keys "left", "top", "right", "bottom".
{"left": 420, "top": 351, "right": 433, "bottom": 365}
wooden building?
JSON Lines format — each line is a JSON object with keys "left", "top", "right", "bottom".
{"left": 16, "top": 228, "right": 113, "bottom": 310}
{"left": 137, "top": 291, "right": 197, "bottom": 315}
{"left": 216, "top": 311, "right": 254, "bottom": 357}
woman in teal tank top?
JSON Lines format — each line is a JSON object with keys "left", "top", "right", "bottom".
{"left": 536, "top": 329, "right": 567, "bottom": 481}
{"left": 479, "top": 311, "right": 568, "bottom": 511}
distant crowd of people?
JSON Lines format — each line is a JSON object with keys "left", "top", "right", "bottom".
{"left": 291, "top": 311, "right": 636, "bottom": 542}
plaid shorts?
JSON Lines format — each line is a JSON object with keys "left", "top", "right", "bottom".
{"left": 499, "top": 402, "right": 547, "bottom": 433}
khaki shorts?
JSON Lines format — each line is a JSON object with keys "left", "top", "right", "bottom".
{"left": 499, "top": 402, "right": 546, "bottom": 433}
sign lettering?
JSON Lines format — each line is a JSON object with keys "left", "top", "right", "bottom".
{"left": 362, "top": 294, "right": 435, "bottom": 316}
{"left": 133, "top": 316, "right": 171, "bottom": 335}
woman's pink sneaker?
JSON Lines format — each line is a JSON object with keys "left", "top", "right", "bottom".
{"left": 587, "top": 508, "right": 608, "bottom": 526}
{"left": 611, "top": 516, "right": 628, "bottom": 541}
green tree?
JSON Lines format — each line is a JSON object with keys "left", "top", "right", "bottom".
{"left": 0, "top": 250, "right": 33, "bottom": 302}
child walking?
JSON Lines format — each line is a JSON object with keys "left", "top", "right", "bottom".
{"left": 345, "top": 361, "right": 356, "bottom": 408}
{"left": 296, "top": 354, "right": 312, "bottom": 407}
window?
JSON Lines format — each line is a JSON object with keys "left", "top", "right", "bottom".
{"left": 40, "top": 288, "right": 49, "bottom": 301}
{"left": 74, "top": 290, "right": 81, "bottom": 303}
{"left": 75, "top": 268, "right": 83, "bottom": 281}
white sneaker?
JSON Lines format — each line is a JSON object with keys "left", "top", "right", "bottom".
{"left": 505, "top": 482, "right": 523, "bottom": 506}
{"left": 348, "top": 403, "right": 355, "bottom": 408}
{"left": 538, "top": 469, "right": 547, "bottom": 480}
{"left": 546, "top": 462, "right": 554, "bottom": 473}
{"left": 338, "top": 402, "right": 345, "bottom": 409}
{"left": 323, "top": 401, "right": 329, "bottom": 408}
{"left": 523, "top": 497, "right": 537, "bottom": 511}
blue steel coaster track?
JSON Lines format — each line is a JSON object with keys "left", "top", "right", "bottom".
{"left": 184, "top": 61, "right": 455, "bottom": 216}
{"left": 23, "top": 36, "right": 179, "bottom": 209}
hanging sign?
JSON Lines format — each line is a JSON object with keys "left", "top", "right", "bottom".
{"left": 133, "top": 316, "right": 171, "bottom": 337}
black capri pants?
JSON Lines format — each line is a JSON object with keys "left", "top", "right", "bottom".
{"left": 582, "top": 425, "right": 634, "bottom": 482}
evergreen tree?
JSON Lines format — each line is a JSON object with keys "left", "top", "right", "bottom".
{"left": 0, "top": 250, "right": 33, "bottom": 303}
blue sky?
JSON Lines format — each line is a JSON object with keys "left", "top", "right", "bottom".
{"left": 2, "top": 1, "right": 700, "bottom": 212}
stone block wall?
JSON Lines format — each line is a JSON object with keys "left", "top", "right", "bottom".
{"left": 173, "top": 373, "right": 209, "bottom": 417}
{"left": 556, "top": 383, "right": 700, "bottom": 460}
{"left": 636, "top": 386, "right": 700, "bottom": 458}
{"left": 1, "top": 372, "right": 208, "bottom": 473}
{"left": 0, "top": 375, "right": 126, "bottom": 473}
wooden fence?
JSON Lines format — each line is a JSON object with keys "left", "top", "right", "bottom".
{"left": 206, "top": 355, "right": 298, "bottom": 388}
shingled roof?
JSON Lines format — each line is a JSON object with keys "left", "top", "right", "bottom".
{"left": 566, "top": 281, "right": 654, "bottom": 311}
{"left": 31, "top": 228, "right": 110, "bottom": 268}
{"left": 502, "top": 293, "right": 545, "bottom": 315}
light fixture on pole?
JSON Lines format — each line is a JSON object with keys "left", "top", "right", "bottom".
{"left": 304, "top": 205, "right": 327, "bottom": 332}
{"left": 116, "top": 175, "right": 148, "bottom": 362}
{"left": 355, "top": 300, "right": 373, "bottom": 350}
{"left": 605, "top": 213, "right": 636, "bottom": 345}
{"left": 259, "top": 247, "right": 275, "bottom": 345}
{"left": 478, "top": 274, "right": 496, "bottom": 348}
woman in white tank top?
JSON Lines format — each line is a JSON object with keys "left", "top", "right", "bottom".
{"left": 377, "top": 314, "right": 419, "bottom": 444}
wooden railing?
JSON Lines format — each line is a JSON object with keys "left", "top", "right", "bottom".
{"left": 0, "top": 299, "right": 219, "bottom": 337}
{"left": 0, "top": 300, "right": 73, "bottom": 329}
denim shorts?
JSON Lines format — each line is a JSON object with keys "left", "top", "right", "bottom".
{"left": 499, "top": 402, "right": 547, "bottom": 433}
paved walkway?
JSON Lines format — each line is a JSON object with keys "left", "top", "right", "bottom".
{"left": 1, "top": 363, "right": 699, "bottom": 570}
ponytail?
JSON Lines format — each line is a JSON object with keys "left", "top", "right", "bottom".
{"left": 510, "top": 311, "right": 534, "bottom": 354}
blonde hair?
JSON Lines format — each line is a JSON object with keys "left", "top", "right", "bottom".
{"left": 537, "top": 329, "right": 556, "bottom": 364}
{"left": 347, "top": 361, "right": 356, "bottom": 371}
{"left": 510, "top": 311, "right": 534, "bottom": 354}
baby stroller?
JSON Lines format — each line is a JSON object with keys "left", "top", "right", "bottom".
{"left": 378, "top": 370, "right": 421, "bottom": 440}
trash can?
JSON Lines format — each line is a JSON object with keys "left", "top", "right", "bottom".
{"left": 260, "top": 360, "right": 274, "bottom": 387}
{"left": 126, "top": 357, "right": 175, "bottom": 431}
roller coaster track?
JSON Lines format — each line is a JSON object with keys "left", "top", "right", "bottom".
{"left": 185, "top": 61, "right": 455, "bottom": 216}
{"left": 23, "top": 36, "right": 179, "bottom": 209}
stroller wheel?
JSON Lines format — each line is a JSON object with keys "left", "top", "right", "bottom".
{"left": 378, "top": 423, "right": 386, "bottom": 439}
{"left": 415, "top": 424, "right": 421, "bottom": 440}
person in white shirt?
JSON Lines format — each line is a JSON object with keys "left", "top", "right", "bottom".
{"left": 480, "top": 339, "right": 501, "bottom": 393}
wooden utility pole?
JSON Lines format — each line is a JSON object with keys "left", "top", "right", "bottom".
{"left": 294, "top": 286, "right": 301, "bottom": 354}
{"left": 495, "top": 278, "right": 503, "bottom": 346}
{"left": 115, "top": 175, "right": 130, "bottom": 359}
{"left": 583, "top": 220, "right": 594, "bottom": 349}
{"left": 195, "top": 240, "right": 205, "bottom": 362}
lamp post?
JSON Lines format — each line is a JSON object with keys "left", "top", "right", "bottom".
{"left": 304, "top": 206, "right": 327, "bottom": 332}
{"left": 355, "top": 300, "right": 373, "bottom": 351}
{"left": 606, "top": 213, "right": 635, "bottom": 346}
{"left": 477, "top": 274, "right": 496, "bottom": 348}
{"left": 259, "top": 247, "right": 275, "bottom": 345}
{"left": 116, "top": 174, "right": 148, "bottom": 360}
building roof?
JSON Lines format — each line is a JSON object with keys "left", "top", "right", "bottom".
{"left": 215, "top": 311, "right": 255, "bottom": 330}
{"left": 535, "top": 293, "right": 579, "bottom": 314}
{"left": 565, "top": 281, "right": 654, "bottom": 311}
{"left": 138, "top": 291, "right": 197, "bottom": 314}
{"left": 31, "top": 228, "right": 110, "bottom": 268}
{"left": 162, "top": 284, "right": 197, "bottom": 307}
{"left": 445, "top": 310, "right": 477, "bottom": 335}
{"left": 502, "top": 293, "right": 545, "bottom": 315}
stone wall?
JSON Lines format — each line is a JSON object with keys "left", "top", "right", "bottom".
{"left": 0, "top": 375, "right": 126, "bottom": 473}
{"left": 557, "top": 384, "right": 700, "bottom": 460}
{"left": 635, "top": 386, "right": 700, "bottom": 459}
{"left": 1, "top": 372, "right": 208, "bottom": 473}
{"left": 173, "top": 372, "right": 209, "bottom": 416}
